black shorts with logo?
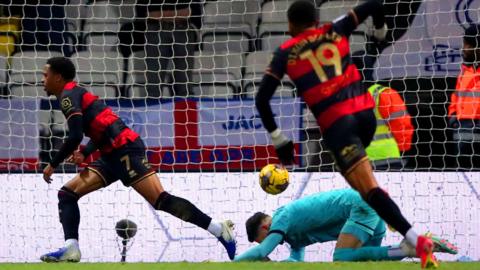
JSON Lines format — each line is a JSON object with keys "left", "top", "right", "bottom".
{"left": 87, "top": 137, "right": 155, "bottom": 187}
{"left": 323, "top": 109, "right": 376, "bottom": 175}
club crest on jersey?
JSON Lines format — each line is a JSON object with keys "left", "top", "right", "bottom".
{"left": 340, "top": 144, "right": 359, "bottom": 162}
{"left": 61, "top": 97, "right": 73, "bottom": 112}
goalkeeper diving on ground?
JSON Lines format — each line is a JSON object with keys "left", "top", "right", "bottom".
{"left": 234, "top": 189, "right": 458, "bottom": 262}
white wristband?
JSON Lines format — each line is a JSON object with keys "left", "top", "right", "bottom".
{"left": 373, "top": 24, "right": 388, "bottom": 41}
{"left": 270, "top": 129, "right": 289, "bottom": 147}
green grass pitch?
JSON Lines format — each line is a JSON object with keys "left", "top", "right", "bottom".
{"left": 1, "top": 262, "right": 479, "bottom": 270}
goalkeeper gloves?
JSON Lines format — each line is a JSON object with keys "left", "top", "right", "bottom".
{"left": 270, "top": 129, "right": 295, "bottom": 165}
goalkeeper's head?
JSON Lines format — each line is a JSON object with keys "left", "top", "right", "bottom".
{"left": 287, "top": 0, "right": 319, "bottom": 37}
{"left": 463, "top": 24, "right": 480, "bottom": 65}
{"left": 42, "top": 57, "right": 76, "bottom": 96}
{"left": 245, "top": 212, "right": 272, "bottom": 243}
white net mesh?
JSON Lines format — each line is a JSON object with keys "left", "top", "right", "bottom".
{"left": 0, "top": 0, "right": 479, "bottom": 263}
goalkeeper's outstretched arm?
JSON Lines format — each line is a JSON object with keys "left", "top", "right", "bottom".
{"left": 234, "top": 233, "right": 283, "bottom": 261}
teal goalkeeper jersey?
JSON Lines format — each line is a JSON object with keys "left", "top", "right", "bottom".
{"left": 269, "top": 189, "right": 376, "bottom": 249}
{"left": 235, "top": 189, "right": 384, "bottom": 261}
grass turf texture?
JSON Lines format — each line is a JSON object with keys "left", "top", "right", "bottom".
{"left": 1, "top": 262, "right": 479, "bottom": 270}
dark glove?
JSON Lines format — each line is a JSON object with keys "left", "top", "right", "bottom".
{"left": 275, "top": 140, "right": 295, "bottom": 165}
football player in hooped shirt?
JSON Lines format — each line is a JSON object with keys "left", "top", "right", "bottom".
{"left": 255, "top": 1, "right": 455, "bottom": 268}
{"left": 40, "top": 57, "right": 236, "bottom": 262}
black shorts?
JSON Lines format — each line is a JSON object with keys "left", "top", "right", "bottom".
{"left": 323, "top": 109, "right": 376, "bottom": 175}
{"left": 87, "top": 137, "right": 155, "bottom": 187}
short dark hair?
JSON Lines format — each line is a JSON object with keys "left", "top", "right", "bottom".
{"left": 287, "top": 0, "right": 318, "bottom": 28}
{"left": 245, "top": 212, "right": 268, "bottom": 242}
{"left": 47, "top": 57, "right": 76, "bottom": 81}
{"left": 464, "top": 24, "right": 480, "bottom": 47}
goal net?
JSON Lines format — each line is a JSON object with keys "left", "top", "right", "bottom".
{"left": 0, "top": 0, "right": 478, "bottom": 263}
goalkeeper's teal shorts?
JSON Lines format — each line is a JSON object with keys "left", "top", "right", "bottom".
{"left": 340, "top": 202, "right": 386, "bottom": 245}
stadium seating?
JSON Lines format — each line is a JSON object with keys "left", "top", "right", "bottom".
{"left": 83, "top": 2, "right": 125, "bottom": 33}
{"left": 201, "top": 0, "right": 260, "bottom": 53}
{"left": 126, "top": 51, "right": 172, "bottom": 98}
{"left": 201, "top": 33, "right": 251, "bottom": 54}
{"left": 257, "top": 0, "right": 289, "bottom": 46}
{"left": 350, "top": 32, "right": 368, "bottom": 55}
{"left": 191, "top": 52, "right": 244, "bottom": 98}
{"left": 5, "top": 0, "right": 373, "bottom": 100}
{"left": 258, "top": 33, "right": 289, "bottom": 51}
{"left": 260, "top": 0, "right": 290, "bottom": 25}
{"left": 64, "top": 0, "right": 83, "bottom": 34}
{"left": 318, "top": 0, "right": 371, "bottom": 33}
{"left": 70, "top": 51, "right": 122, "bottom": 98}
{"left": 9, "top": 51, "right": 63, "bottom": 98}
{"left": 38, "top": 106, "right": 68, "bottom": 138}
{"left": 0, "top": 55, "right": 7, "bottom": 90}
{"left": 242, "top": 51, "right": 295, "bottom": 98}
{"left": 84, "top": 32, "right": 120, "bottom": 52}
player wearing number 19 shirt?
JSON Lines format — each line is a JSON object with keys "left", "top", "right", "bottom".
{"left": 39, "top": 57, "right": 236, "bottom": 262}
{"left": 255, "top": 1, "right": 456, "bottom": 268}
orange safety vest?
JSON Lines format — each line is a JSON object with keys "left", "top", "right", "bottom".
{"left": 448, "top": 64, "right": 480, "bottom": 120}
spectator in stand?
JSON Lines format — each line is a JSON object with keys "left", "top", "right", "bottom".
{"left": 448, "top": 24, "right": 480, "bottom": 170}
{"left": 365, "top": 83, "right": 414, "bottom": 170}
{"left": 119, "top": 0, "right": 202, "bottom": 97}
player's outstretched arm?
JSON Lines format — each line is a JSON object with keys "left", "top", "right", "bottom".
{"left": 256, "top": 74, "right": 295, "bottom": 165}
{"left": 234, "top": 233, "right": 283, "bottom": 262}
{"left": 333, "top": 0, "right": 386, "bottom": 39}
{"left": 352, "top": 0, "right": 385, "bottom": 30}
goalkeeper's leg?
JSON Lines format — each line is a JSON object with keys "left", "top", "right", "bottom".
{"left": 333, "top": 232, "right": 416, "bottom": 261}
{"left": 334, "top": 214, "right": 416, "bottom": 262}
{"left": 132, "top": 174, "right": 236, "bottom": 260}
{"left": 40, "top": 169, "right": 104, "bottom": 262}
{"left": 334, "top": 246, "right": 410, "bottom": 261}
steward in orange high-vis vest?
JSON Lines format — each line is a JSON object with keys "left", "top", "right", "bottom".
{"left": 448, "top": 24, "right": 480, "bottom": 169}
{"left": 366, "top": 84, "right": 414, "bottom": 170}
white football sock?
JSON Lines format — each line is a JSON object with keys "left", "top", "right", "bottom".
{"left": 207, "top": 220, "right": 223, "bottom": 237}
{"left": 387, "top": 245, "right": 408, "bottom": 258}
{"left": 406, "top": 228, "right": 419, "bottom": 247}
{"left": 65, "top": 239, "right": 79, "bottom": 249}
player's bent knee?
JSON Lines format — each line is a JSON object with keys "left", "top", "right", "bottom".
{"left": 333, "top": 248, "right": 356, "bottom": 262}
{"left": 154, "top": 191, "right": 170, "bottom": 209}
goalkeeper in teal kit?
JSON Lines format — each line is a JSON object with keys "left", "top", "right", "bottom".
{"left": 234, "top": 189, "right": 457, "bottom": 262}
